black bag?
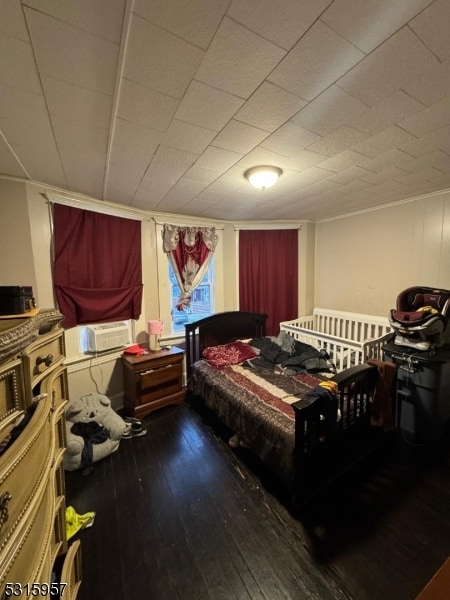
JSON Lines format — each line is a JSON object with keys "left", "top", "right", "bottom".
{"left": 0, "top": 286, "right": 36, "bottom": 315}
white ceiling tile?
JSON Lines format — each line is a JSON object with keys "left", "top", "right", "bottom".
{"left": 104, "top": 168, "right": 139, "bottom": 205}
{"left": 0, "top": 136, "right": 28, "bottom": 177}
{"left": 338, "top": 27, "right": 439, "bottom": 107}
{"left": 195, "top": 147, "right": 243, "bottom": 171}
{"left": 183, "top": 165, "right": 222, "bottom": 184}
{"left": 361, "top": 148, "right": 414, "bottom": 173}
{"left": 400, "top": 125, "right": 450, "bottom": 157}
{"left": 59, "top": 142, "right": 106, "bottom": 195}
{"left": 130, "top": 187, "right": 168, "bottom": 211}
{"left": 175, "top": 81, "right": 244, "bottom": 131}
{"left": 12, "top": 140, "right": 66, "bottom": 186}
{"left": 395, "top": 167, "right": 450, "bottom": 186}
{"left": 195, "top": 18, "right": 286, "bottom": 99}
{"left": 118, "top": 79, "right": 179, "bottom": 131}
{"left": 291, "top": 85, "right": 375, "bottom": 136}
{"left": 112, "top": 117, "right": 163, "bottom": 153}
{"left": 322, "top": 0, "right": 434, "bottom": 54}
{"left": 292, "top": 167, "right": 336, "bottom": 189}
{"left": 237, "top": 146, "right": 287, "bottom": 170}
{"left": 228, "top": 0, "right": 333, "bottom": 50}
{"left": 23, "top": 0, "right": 125, "bottom": 43}
{"left": 107, "top": 147, "right": 150, "bottom": 184}
{"left": 212, "top": 120, "right": 269, "bottom": 154}
{"left": 177, "top": 198, "right": 216, "bottom": 217}
{"left": 261, "top": 122, "right": 320, "bottom": 155}
{"left": 337, "top": 179, "right": 375, "bottom": 196}
{"left": 306, "top": 125, "right": 367, "bottom": 156}
{"left": 162, "top": 178, "right": 209, "bottom": 202}
{"left": 107, "top": 121, "right": 159, "bottom": 195}
{"left": 0, "top": 34, "right": 41, "bottom": 93}
{"left": 41, "top": 76, "right": 113, "bottom": 129}
{"left": 0, "top": 84, "right": 48, "bottom": 123}
{"left": 235, "top": 82, "right": 307, "bottom": 132}
{"left": 0, "top": 115, "right": 56, "bottom": 149}
{"left": 403, "top": 59, "right": 450, "bottom": 107}
{"left": 162, "top": 120, "right": 216, "bottom": 155}
{"left": 133, "top": 0, "right": 229, "bottom": 50}
{"left": 24, "top": 7, "right": 119, "bottom": 95}
{"left": 156, "top": 188, "right": 196, "bottom": 213}
{"left": 358, "top": 166, "right": 411, "bottom": 185}
{"left": 316, "top": 149, "right": 371, "bottom": 172}
{"left": 124, "top": 14, "right": 204, "bottom": 100}
{"left": 278, "top": 150, "right": 329, "bottom": 172}
{"left": 196, "top": 188, "right": 226, "bottom": 204}
{"left": 52, "top": 115, "right": 109, "bottom": 153}
{"left": 351, "top": 125, "right": 416, "bottom": 157}
{"left": 131, "top": 185, "right": 170, "bottom": 211}
{"left": 0, "top": 1, "right": 29, "bottom": 40}
{"left": 400, "top": 150, "right": 450, "bottom": 174}
{"left": 144, "top": 146, "right": 198, "bottom": 184}
{"left": 398, "top": 97, "right": 450, "bottom": 138}
{"left": 268, "top": 20, "right": 364, "bottom": 101}
{"left": 369, "top": 90, "right": 425, "bottom": 129}
{"left": 327, "top": 165, "right": 378, "bottom": 185}
{"left": 410, "top": 0, "right": 450, "bottom": 61}
{"left": 288, "top": 178, "right": 343, "bottom": 200}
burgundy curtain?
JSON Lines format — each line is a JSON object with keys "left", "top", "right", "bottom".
{"left": 162, "top": 224, "right": 217, "bottom": 311}
{"left": 53, "top": 204, "right": 142, "bottom": 328}
{"left": 239, "top": 229, "right": 298, "bottom": 336}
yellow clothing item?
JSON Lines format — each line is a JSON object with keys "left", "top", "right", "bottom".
{"left": 318, "top": 380, "right": 338, "bottom": 396}
{"left": 65, "top": 505, "right": 96, "bottom": 540}
{"left": 417, "top": 305, "right": 439, "bottom": 314}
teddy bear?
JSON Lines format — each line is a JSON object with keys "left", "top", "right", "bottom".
{"left": 63, "top": 392, "right": 127, "bottom": 473}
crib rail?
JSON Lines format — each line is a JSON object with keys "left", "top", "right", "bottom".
{"left": 280, "top": 309, "right": 392, "bottom": 372}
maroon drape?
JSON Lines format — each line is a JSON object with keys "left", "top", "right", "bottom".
{"left": 239, "top": 230, "right": 298, "bottom": 336}
{"left": 53, "top": 204, "right": 142, "bottom": 328}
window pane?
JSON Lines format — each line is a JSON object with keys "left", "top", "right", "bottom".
{"left": 169, "top": 262, "right": 214, "bottom": 332}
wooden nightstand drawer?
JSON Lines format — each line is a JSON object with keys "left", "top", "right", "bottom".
{"left": 140, "top": 362, "right": 182, "bottom": 390}
{"left": 122, "top": 347, "right": 185, "bottom": 418}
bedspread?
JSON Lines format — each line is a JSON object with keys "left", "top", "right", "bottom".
{"left": 189, "top": 360, "right": 323, "bottom": 485}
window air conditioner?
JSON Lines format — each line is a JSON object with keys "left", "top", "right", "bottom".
{"left": 85, "top": 321, "right": 131, "bottom": 353}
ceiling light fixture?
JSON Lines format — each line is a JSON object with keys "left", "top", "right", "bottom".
{"left": 244, "top": 165, "right": 283, "bottom": 190}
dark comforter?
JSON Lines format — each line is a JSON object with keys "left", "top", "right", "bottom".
{"left": 189, "top": 359, "right": 325, "bottom": 486}
{"left": 249, "top": 335, "right": 334, "bottom": 373}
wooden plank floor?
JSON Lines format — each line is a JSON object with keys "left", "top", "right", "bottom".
{"left": 65, "top": 402, "right": 450, "bottom": 600}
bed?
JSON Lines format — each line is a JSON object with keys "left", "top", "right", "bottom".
{"left": 280, "top": 308, "right": 393, "bottom": 372}
{"left": 185, "top": 311, "right": 396, "bottom": 508}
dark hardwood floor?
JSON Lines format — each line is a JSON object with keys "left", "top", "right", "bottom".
{"left": 65, "top": 401, "right": 450, "bottom": 600}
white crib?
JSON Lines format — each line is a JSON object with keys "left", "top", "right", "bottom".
{"left": 280, "top": 308, "right": 393, "bottom": 372}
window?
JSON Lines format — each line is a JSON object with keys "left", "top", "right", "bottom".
{"left": 169, "top": 261, "right": 214, "bottom": 333}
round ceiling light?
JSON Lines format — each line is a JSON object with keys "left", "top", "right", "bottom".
{"left": 244, "top": 165, "right": 283, "bottom": 190}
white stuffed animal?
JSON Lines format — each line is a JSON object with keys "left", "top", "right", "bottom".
{"left": 63, "top": 393, "right": 127, "bottom": 472}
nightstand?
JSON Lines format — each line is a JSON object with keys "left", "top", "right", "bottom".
{"left": 122, "top": 346, "right": 185, "bottom": 418}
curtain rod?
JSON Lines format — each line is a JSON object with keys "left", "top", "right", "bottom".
{"left": 42, "top": 192, "right": 147, "bottom": 221}
{"left": 152, "top": 217, "right": 224, "bottom": 230}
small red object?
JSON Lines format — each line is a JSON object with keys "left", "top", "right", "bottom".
{"left": 124, "top": 344, "right": 146, "bottom": 356}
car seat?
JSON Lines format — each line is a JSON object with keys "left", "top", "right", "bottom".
{"left": 389, "top": 286, "right": 450, "bottom": 352}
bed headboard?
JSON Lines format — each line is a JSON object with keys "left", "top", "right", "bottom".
{"left": 185, "top": 311, "right": 267, "bottom": 378}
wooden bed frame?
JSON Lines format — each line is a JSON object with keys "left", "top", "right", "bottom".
{"left": 185, "top": 311, "right": 393, "bottom": 508}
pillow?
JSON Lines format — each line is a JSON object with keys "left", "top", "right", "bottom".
{"left": 202, "top": 340, "right": 258, "bottom": 369}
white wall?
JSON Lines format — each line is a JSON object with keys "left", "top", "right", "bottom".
{"left": 0, "top": 180, "right": 37, "bottom": 293}
{"left": 314, "top": 190, "right": 450, "bottom": 317}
